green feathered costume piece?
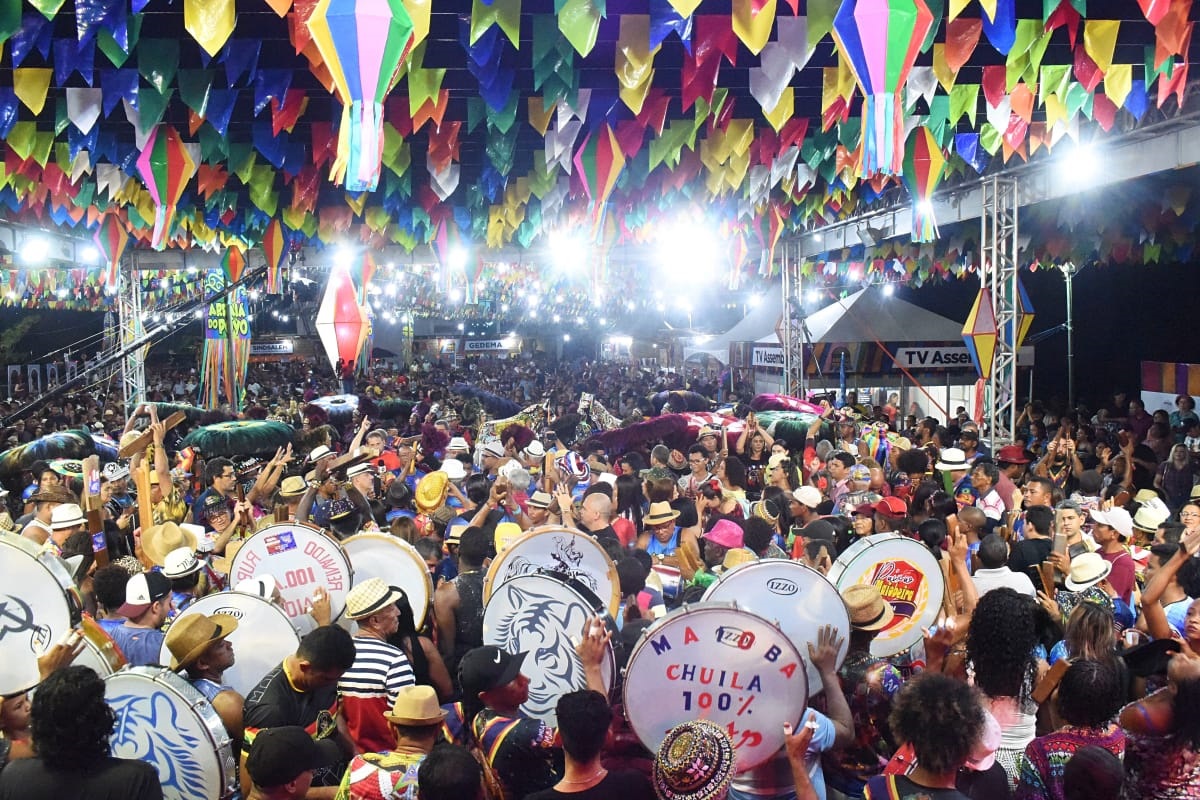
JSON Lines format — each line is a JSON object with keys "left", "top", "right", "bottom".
{"left": 752, "top": 411, "right": 836, "bottom": 452}
{"left": 179, "top": 420, "right": 295, "bottom": 457}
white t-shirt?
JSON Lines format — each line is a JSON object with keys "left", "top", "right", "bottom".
{"left": 973, "top": 566, "right": 1037, "bottom": 598}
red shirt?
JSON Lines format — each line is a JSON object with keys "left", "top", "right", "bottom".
{"left": 1099, "top": 549, "right": 1136, "bottom": 605}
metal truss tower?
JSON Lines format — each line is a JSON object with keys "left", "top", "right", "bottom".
{"left": 781, "top": 242, "right": 806, "bottom": 398}
{"left": 980, "top": 176, "right": 1020, "bottom": 445}
{"left": 117, "top": 255, "right": 146, "bottom": 417}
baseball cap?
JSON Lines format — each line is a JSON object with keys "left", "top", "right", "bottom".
{"left": 1090, "top": 506, "right": 1134, "bottom": 540}
{"left": 792, "top": 486, "right": 822, "bottom": 509}
{"left": 245, "top": 727, "right": 343, "bottom": 788}
{"left": 458, "top": 646, "right": 527, "bottom": 697}
{"left": 874, "top": 496, "right": 908, "bottom": 518}
{"left": 117, "top": 571, "right": 172, "bottom": 617}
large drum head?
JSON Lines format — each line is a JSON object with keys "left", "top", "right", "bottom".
{"left": 106, "top": 666, "right": 236, "bottom": 800}
{"left": 0, "top": 537, "right": 77, "bottom": 695}
{"left": 483, "top": 574, "right": 615, "bottom": 726}
{"left": 340, "top": 533, "right": 433, "bottom": 630}
{"left": 703, "top": 560, "right": 849, "bottom": 696}
{"left": 160, "top": 592, "right": 301, "bottom": 697}
{"left": 484, "top": 526, "right": 620, "bottom": 617}
{"left": 622, "top": 603, "right": 808, "bottom": 772}
{"left": 826, "top": 533, "right": 945, "bottom": 658}
{"left": 228, "top": 523, "right": 353, "bottom": 622}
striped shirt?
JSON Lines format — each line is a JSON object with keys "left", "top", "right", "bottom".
{"left": 339, "top": 636, "right": 416, "bottom": 754}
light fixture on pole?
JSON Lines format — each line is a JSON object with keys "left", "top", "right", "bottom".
{"left": 1058, "top": 261, "right": 1079, "bottom": 410}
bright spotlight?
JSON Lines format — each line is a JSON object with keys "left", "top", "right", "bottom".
{"left": 547, "top": 229, "right": 586, "bottom": 268}
{"left": 598, "top": 317, "right": 607, "bottom": 325}
{"left": 501, "top": 303, "right": 510, "bottom": 313}
{"left": 448, "top": 245, "right": 470, "bottom": 271}
{"left": 883, "top": 283, "right": 895, "bottom": 296}
{"left": 80, "top": 245, "right": 100, "bottom": 264}
{"left": 457, "top": 322, "right": 465, "bottom": 331}
{"left": 916, "top": 200, "right": 934, "bottom": 218}
{"left": 562, "top": 334, "right": 571, "bottom": 342}
{"left": 553, "top": 314, "right": 562, "bottom": 323}
{"left": 655, "top": 219, "right": 721, "bottom": 286}
{"left": 807, "top": 289, "right": 821, "bottom": 302}
{"left": 21, "top": 237, "right": 49, "bottom": 264}
{"left": 748, "top": 294, "right": 763, "bottom": 308}
{"left": 448, "top": 288, "right": 462, "bottom": 303}
{"left": 575, "top": 316, "right": 585, "bottom": 325}
{"left": 529, "top": 308, "right": 538, "bottom": 319}
{"left": 249, "top": 289, "right": 261, "bottom": 300}
{"left": 1058, "top": 144, "right": 1096, "bottom": 184}
{"left": 335, "top": 244, "right": 356, "bottom": 269}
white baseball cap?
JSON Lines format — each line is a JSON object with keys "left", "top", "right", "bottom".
{"left": 792, "top": 486, "right": 822, "bottom": 509}
{"left": 1090, "top": 506, "right": 1134, "bottom": 540}
{"left": 162, "top": 547, "right": 202, "bottom": 579}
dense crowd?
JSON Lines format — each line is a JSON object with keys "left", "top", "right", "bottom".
{"left": 2, "top": 354, "right": 1199, "bottom": 800}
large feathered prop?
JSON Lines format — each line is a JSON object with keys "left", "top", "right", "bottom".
{"left": 451, "top": 383, "right": 521, "bottom": 419}
{"left": 179, "top": 420, "right": 295, "bottom": 457}
{"left": 589, "top": 415, "right": 691, "bottom": 457}
{"left": 644, "top": 390, "right": 715, "bottom": 416}
{"left": 0, "top": 430, "right": 96, "bottom": 476}
{"left": 378, "top": 398, "right": 418, "bottom": 421}
{"left": 309, "top": 394, "right": 360, "bottom": 422}
{"left": 478, "top": 402, "right": 548, "bottom": 444}
{"left": 150, "top": 403, "right": 207, "bottom": 422}
{"left": 749, "top": 394, "right": 827, "bottom": 415}
{"left": 499, "top": 423, "right": 536, "bottom": 453}
{"left": 753, "top": 410, "right": 836, "bottom": 451}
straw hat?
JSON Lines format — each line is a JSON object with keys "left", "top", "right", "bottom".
{"left": 164, "top": 612, "right": 239, "bottom": 670}
{"left": 652, "top": 719, "right": 736, "bottom": 800}
{"left": 49, "top": 503, "right": 86, "bottom": 530}
{"left": 414, "top": 472, "right": 449, "bottom": 514}
{"left": 842, "top": 584, "right": 895, "bottom": 631}
{"left": 141, "top": 521, "right": 199, "bottom": 566}
{"left": 644, "top": 502, "right": 680, "bottom": 526}
{"left": 344, "top": 577, "right": 405, "bottom": 620}
{"left": 383, "top": 685, "right": 448, "bottom": 726}
{"left": 1132, "top": 498, "right": 1170, "bottom": 533}
{"left": 277, "top": 475, "right": 308, "bottom": 499}
{"left": 721, "top": 548, "right": 757, "bottom": 571}
{"left": 1064, "top": 552, "right": 1112, "bottom": 592}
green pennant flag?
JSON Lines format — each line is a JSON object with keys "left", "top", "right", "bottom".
{"left": 27, "top": 0, "right": 65, "bottom": 21}
{"left": 950, "top": 83, "right": 979, "bottom": 126}
{"left": 137, "top": 39, "right": 180, "bottom": 94}
{"left": 136, "top": 87, "right": 174, "bottom": 130}
{"left": 98, "top": 15, "right": 143, "bottom": 66}
{"left": 248, "top": 164, "right": 278, "bottom": 216}
{"left": 0, "top": 0, "right": 21, "bottom": 48}
{"left": 486, "top": 89, "right": 520, "bottom": 134}
{"left": 486, "top": 127, "right": 518, "bottom": 175}
{"left": 808, "top": 0, "right": 837, "bottom": 49}
{"left": 54, "top": 96, "right": 69, "bottom": 136}
{"left": 178, "top": 70, "right": 213, "bottom": 116}
{"left": 1039, "top": 65, "right": 1071, "bottom": 103}
{"left": 1063, "top": 81, "right": 1089, "bottom": 118}
{"left": 381, "top": 125, "right": 411, "bottom": 176}
{"left": 921, "top": 0, "right": 943, "bottom": 53}
{"left": 837, "top": 117, "right": 861, "bottom": 149}
{"left": 200, "top": 126, "right": 229, "bottom": 161}
{"left": 978, "top": 123, "right": 1002, "bottom": 155}
{"left": 928, "top": 95, "right": 951, "bottom": 145}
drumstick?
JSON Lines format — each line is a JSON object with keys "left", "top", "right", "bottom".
{"left": 1038, "top": 562, "right": 1057, "bottom": 599}
{"left": 133, "top": 456, "right": 154, "bottom": 542}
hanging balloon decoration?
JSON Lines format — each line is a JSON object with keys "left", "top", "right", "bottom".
{"left": 315, "top": 266, "right": 370, "bottom": 371}
{"left": 134, "top": 125, "right": 198, "bottom": 250}
{"left": 306, "top": 0, "right": 416, "bottom": 191}
{"left": 94, "top": 213, "right": 129, "bottom": 288}
{"left": 831, "top": 0, "right": 933, "bottom": 176}
{"left": 901, "top": 126, "right": 945, "bottom": 242}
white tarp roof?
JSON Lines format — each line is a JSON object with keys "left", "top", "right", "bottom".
{"left": 756, "top": 287, "right": 965, "bottom": 344}
{"left": 684, "top": 311, "right": 781, "bottom": 364}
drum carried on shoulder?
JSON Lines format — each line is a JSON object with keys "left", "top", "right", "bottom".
{"left": 0, "top": 536, "right": 83, "bottom": 695}
{"left": 228, "top": 523, "right": 353, "bottom": 622}
{"left": 106, "top": 666, "right": 238, "bottom": 800}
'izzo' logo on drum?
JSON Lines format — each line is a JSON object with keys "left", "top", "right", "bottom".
{"left": 715, "top": 626, "right": 756, "bottom": 649}
{"left": 765, "top": 579, "right": 798, "bottom": 596}
{"left": 211, "top": 607, "right": 245, "bottom": 620}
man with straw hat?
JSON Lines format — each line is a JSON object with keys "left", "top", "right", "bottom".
{"left": 825, "top": 584, "right": 906, "bottom": 798}
{"left": 164, "top": 612, "right": 244, "bottom": 742}
{"left": 339, "top": 578, "right": 416, "bottom": 754}
{"left": 332, "top": 685, "right": 447, "bottom": 800}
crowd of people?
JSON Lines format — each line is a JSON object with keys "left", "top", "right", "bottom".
{"left": 1, "top": 352, "right": 1200, "bottom": 800}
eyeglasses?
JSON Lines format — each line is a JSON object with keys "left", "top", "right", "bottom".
{"left": 1181, "top": 511, "right": 1200, "bottom": 518}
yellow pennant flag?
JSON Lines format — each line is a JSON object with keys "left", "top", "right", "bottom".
{"left": 527, "top": 96, "right": 557, "bottom": 136}
{"left": 933, "top": 44, "right": 958, "bottom": 92}
{"left": 732, "top": 0, "right": 777, "bottom": 56}
{"left": 13, "top": 68, "right": 52, "bottom": 115}
{"left": 668, "top": 0, "right": 702, "bottom": 18}
{"left": 763, "top": 87, "right": 793, "bottom": 132}
{"left": 185, "top": 0, "right": 236, "bottom": 57}
{"left": 616, "top": 15, "right": 659, "bottom": 114}
{"left": 471, "top": 0, "right": 521, "bottom": 48}
{"left": 948, "top": 0, "right": 971, "bottom": 21}
{"left": 403, "top": 0, "right": 432, "bottom": 49}
{"left": 978, "top": 0, "right": 996, "bottom": 23}
{"left": 1104, "top": 63, "right": 1132, "bottom": 109}
{"left": 1083, "top": 20, "right": 1120, "bottom": 75}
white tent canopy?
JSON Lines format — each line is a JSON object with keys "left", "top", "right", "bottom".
{"left": 757, "top": 287, "right": 964, "bottom": 344}
{"left": 684, "top": 311, "right": 781, "bottom": 364}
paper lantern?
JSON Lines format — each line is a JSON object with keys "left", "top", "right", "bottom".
{"left": 901, "top": 126, "right": 945, "bottom": 242}
{"left": 316, "top": 266, "right": 370, "bottom": 370}
{"left": 134, "top": 125, "right": 197, "bottom": 250}
{"left": 832, "top": 0, "right": 933, "bottom": 176}
{"left": 962, "top": 287, "right": 998, "bottom": 379}
{"left": 306, "top": 0, "right": 415, "bottom": 191}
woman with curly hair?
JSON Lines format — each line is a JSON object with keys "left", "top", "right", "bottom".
{"left": 967, "top": 588, "right": 1052, "bottom": 787}
{"left": 863, "top": 673, "right": 987, "bottom": 799}
{"left": 1015, "top": 659, "right": 1126, "bottom": 800}
{"left": 0, "top": 666, "right": 163, "bottom": 798}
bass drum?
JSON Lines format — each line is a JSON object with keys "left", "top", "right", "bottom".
{"left": 106, "top": 666, "right": 237, "bottom": 800}
{"left": 484, "top": 525, "right": 620, "bottom": 617}
{"left": 826, "top": 532, "right": 945, "bottom": 658}
{"left": 483, "top": 573, "right": 616, "bottom": 726}
{"left": 703, "top": 560, "right": 849, "bottom": 696}
{"left": 160, "top": 591, "right": 300, "bottom": 697}
{"left": 0, "top": 536, "right": 82, "bottom": 695}
{"left": 340, "top": 533, "right": 433, "bottom": 630}
{"left": 75, "top": 615, "right": 126, "bottom": 678}
{"left": 622, "top": 602, "right": 808, "bottom": 773}
{"left": 228, "top": 523, "right": 353, "bottom": 622}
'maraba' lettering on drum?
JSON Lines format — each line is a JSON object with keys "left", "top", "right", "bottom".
{"left": 654, "top": 624, "right": 799, "bottom": 687}
{"left": 302, "top": 541, "right": 346, "bottom": 591}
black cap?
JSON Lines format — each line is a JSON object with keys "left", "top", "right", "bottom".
{"left": 458, "top": 646, "right": 526, "bottom": 697}
{"left": 796, "top": 519, "right": 836, "bottom": 542}
{"left": 245, "top": 727, "right": 343, "bottom": 788}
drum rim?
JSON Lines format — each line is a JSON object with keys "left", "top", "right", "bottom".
{"left": 620, "top": 601, "right": 809, "bottom": 769}
{"left": 483, "top": 525, "right": 621, "bottom": 616}
{"left": 229, "top": 521, "right": 354, "bottom": 619}
{"left": 339, "top": 532, "right": 434, "bottom": 630}
{"left": 106, "top": 666, "right": 236, "bottom": 793}
{"left": 482, "top": 573, "right": 617, "bottom": 719}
